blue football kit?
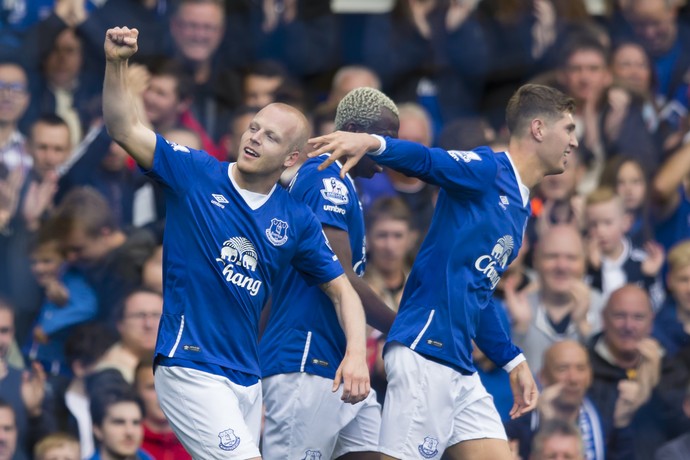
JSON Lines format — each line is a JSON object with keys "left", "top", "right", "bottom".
{"left": 260, "top": 155, "right": 366, "bottom": 380}
{"left": 369, "top": 136, "right": 528, "bottom": 373}
{"left": 143, "top": 135, "right": 344, "bottom": 384}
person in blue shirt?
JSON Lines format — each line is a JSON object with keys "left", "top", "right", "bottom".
{"left": 260, "top": 87, "right": 398, "bottom": 459}
{"left": 102, "top": 26, "right": 370, "bottom": 460}
{"left": 309, "top": 83, "right": 578, "bottom": 460}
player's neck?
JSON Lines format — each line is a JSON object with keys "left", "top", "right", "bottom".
{"left": 232, "top": 165, "right": 276, "bottom": 195}
{"left": 507, "top": 138, "right": 542, "bottom": 190}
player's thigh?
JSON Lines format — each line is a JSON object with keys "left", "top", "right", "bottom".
{"left": 154, "top": 365, "right": 261, "bottom": 459}
{"left": 332, "top": 390, "right": 381, "bottom": 459}
{"left": 262, "top": 373, "right": 348, "bottom": 459}
{"left": 442, "top": 438, "right": 513, "bottom": 460}
{"left": 448, "top": 374, "right": 507, "bottom": 447}
{"left": 379, "top": 344, "right": 456, "bottom": 459}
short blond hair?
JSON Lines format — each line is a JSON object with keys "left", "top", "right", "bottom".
{"left": 668, "top": 240, "right": 690, "bottom": 274}
{"left": 34, "top": 433, "right": 79, "bottom": 460}
{"left": 585, "top": 187, "right": 624, "bottom": 211}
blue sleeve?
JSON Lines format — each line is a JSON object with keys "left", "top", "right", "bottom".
{"left": 142, "top": 134, "right": 221, "bottom": 194}
{"left": 474, "top": 298, "right": 522, "bottom": 368}
{"left": 290, "top": 208, "right": 345, "bottom": 286}
{"left": 39, "top": 271, "right": 98, "bottom": 336}
{"left": 291, "top": 166, "right": 349, "bottom": 231}
{"left": 375, "top": 138, "right": 498, "bottom": 196}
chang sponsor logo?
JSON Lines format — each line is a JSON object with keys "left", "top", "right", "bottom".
{"left": 474, "top": 235, "right": 514, "bottom": 290}
{"left": 216, "top": 237, "right": 263, "bottom": 296}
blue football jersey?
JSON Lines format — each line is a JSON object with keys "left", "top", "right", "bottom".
{"left": 144, "top": 135, "right": 344, "bottom": 379}
{"left": 260, "top": 155, "right": 366, "bottom": 379}
{"left": 373, "top": 138, "right": 527, "bottom": 374}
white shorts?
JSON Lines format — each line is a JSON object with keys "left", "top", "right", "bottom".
{"left": 262, "top": 372, "right": 381, "bottom": 459}
{"left": 379, "top": 344, "right": 506, "bottom": 459}
{"left": 154, "top": 365, "right": 262, "bottom": 459}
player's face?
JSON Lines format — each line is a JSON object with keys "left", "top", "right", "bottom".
{"left": 237, "top": 104, "right": 301, "bottom": 176}
{"left": 668, "top": 264, "right": 690, "bottom": 313}
{"left": 118, "top": 291, "right": 163, "bottom": 354}
{"left": 603, "top": 290, "right": 653, "bottom": 356}
{"left": 540, "top": 113, "right": 577, "bottom": 176}
{"left": 0, "top": 408, "right": 17, "bottom": 460}
{"left": 616, "top": 161, "right": 646, "bottom": 212}
{"left": 585, "top": 200, "right": 627, "bottom": 255}
{"left": 94, "top": 402, "right": 143, "bottom": 458}
{"left": 536, "top": 228, "right": 585, "bottom": 295}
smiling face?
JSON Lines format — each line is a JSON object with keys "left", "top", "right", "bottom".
{"left": 537, "top": 112, "right": 578, "bottom": 177}
{"left": 170, "top": 2, "right": 225, "bottom": 64}
{"left": 236, "top": 103, "right": 307, "bottom": 178}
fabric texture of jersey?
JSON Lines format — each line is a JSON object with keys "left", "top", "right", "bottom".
{"left": 144, "top": 135, "right": 344, "bottom": 379}
{"left": 376, "top": 138, "right": 527, "bottom": 374}
{"left": 260, "top": 155, "right": 366, "bottom": 379}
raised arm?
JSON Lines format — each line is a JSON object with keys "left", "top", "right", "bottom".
{"left": 319, "top": 273, "right": 371, "bottom": 404}
{"left": 324, "top": 225, "right": 396, "bottom": 334}
{"left": 102, "top": 27, "right": 156, "bottom": 169}
{"left": 651, "top": 140, "right": 690, "bottom": 218}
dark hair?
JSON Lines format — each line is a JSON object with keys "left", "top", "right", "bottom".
{"left": 365, "top": 197, "right": 413, "bottom": 230}
{"left": 88, "top": 374, "right": 142, "bottom": 427}
{"left": 146, "top": 58, "right": 195, "bottom": 102}
{"left": 64, "top": 323, "right": 117, "bottom": 369}
{"left": 558, "top": 34, "right": 609, "bottom": 69}
{"left": 112, "top": 287, "right": 162, "bottom": 323}
{"left": 244, "top": 59, "right": 288, "bottom": 81}
{"left": 52, "top": 186, "right": 117, "bottom": 238}
{"left": 505, "top": 84, "right": 575, "bottom": 137}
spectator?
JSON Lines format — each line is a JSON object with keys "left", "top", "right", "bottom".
{"left": 34, "top": 432, "right": 80, "bottom": 460}
{"left": 88, "top": 384, "right": 153, "bottom": 460}
{"left": 26, "top": 221, "right": 98, "bottom": 378}
{"left": 95, "top": 289, "right": 162, "bottom": 384}
{"left": 0, "top": 400, "right": 17, "bottom": 460}
{"left": 0, "top": 61, "right": 30, "bottom": 174}
{"left": 506, "top": 340, "right": 634, "bottom": 460}
{"left": 51, "top": 186, "right": 157, "bottom": 322}
{"left": 0, "top": 299, "right": 54, "bottom": 460}
{"left": 510, "top": 224, "right": 604, "bottom": 372}
{"left": 1, "top": 114, "right": 71, "bottom": 342}
{"left": 585, "top": 187, "right": 665, "bottom": 308}
{"left": 241, "top": 60, "right": 288, "bottom": 109}
{"left": 134, "top": 359, "right": 190, "bottom": 460}
{"left": 653, "top": 240, "right": 690, "bottom": 357}
{"left": 588, "top": 284, "right": 684, "bottom": 459}
{"left": 530, "top": 419, "right": 585, "bottom": 460}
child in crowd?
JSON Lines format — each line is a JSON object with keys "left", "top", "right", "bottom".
{"left": 34, "top": 432, "right": 80, "bottom": 460}
{"left": 585, "top": 187, "right": 665, "bottom": 309}
{"left": 601, "top": 156, "right": 651, "bottom": 245}
{"left": 26, "top": 222, "right": 98, "bottom": 376}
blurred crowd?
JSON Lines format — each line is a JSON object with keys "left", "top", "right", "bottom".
{"left": 2, "top": 0, "right": 690, "bottom": 459}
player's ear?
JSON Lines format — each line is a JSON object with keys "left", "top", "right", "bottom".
{"left": 284, "top": 150, "right": 299, "bottom": 168}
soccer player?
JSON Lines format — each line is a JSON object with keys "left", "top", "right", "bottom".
{"left": 309, "top": 83, "right": 578, "bottom": 459}
{"left": 260, "top": 87, "right": 398, "bottom": 459}
{"left": 102, "top": 27, "right": 370, "bottom": 460}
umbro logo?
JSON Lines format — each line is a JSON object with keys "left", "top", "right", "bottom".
{"left": 499, "top": 195, "right": 509, "bottom": 210}
{"left": 211, "top": 194, "right": 229, "bottom": 208}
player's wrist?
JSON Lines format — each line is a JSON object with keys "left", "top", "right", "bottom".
{"left": 368, "top": 135, "right": 386, "bottom": 156}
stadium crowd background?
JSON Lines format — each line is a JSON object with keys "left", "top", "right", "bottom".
{"left": 1, "top": 0, "right": 690, "bottom": 459}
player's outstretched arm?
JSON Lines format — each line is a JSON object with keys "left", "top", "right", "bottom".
{"left": 308, "top": 131, "right": 382, "bottom": 179}
{"left": 103, "top": 27, "right": 156, "bottom": 169}
{"left": 319, "top": 274, "right": 370, "bottom": 404}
